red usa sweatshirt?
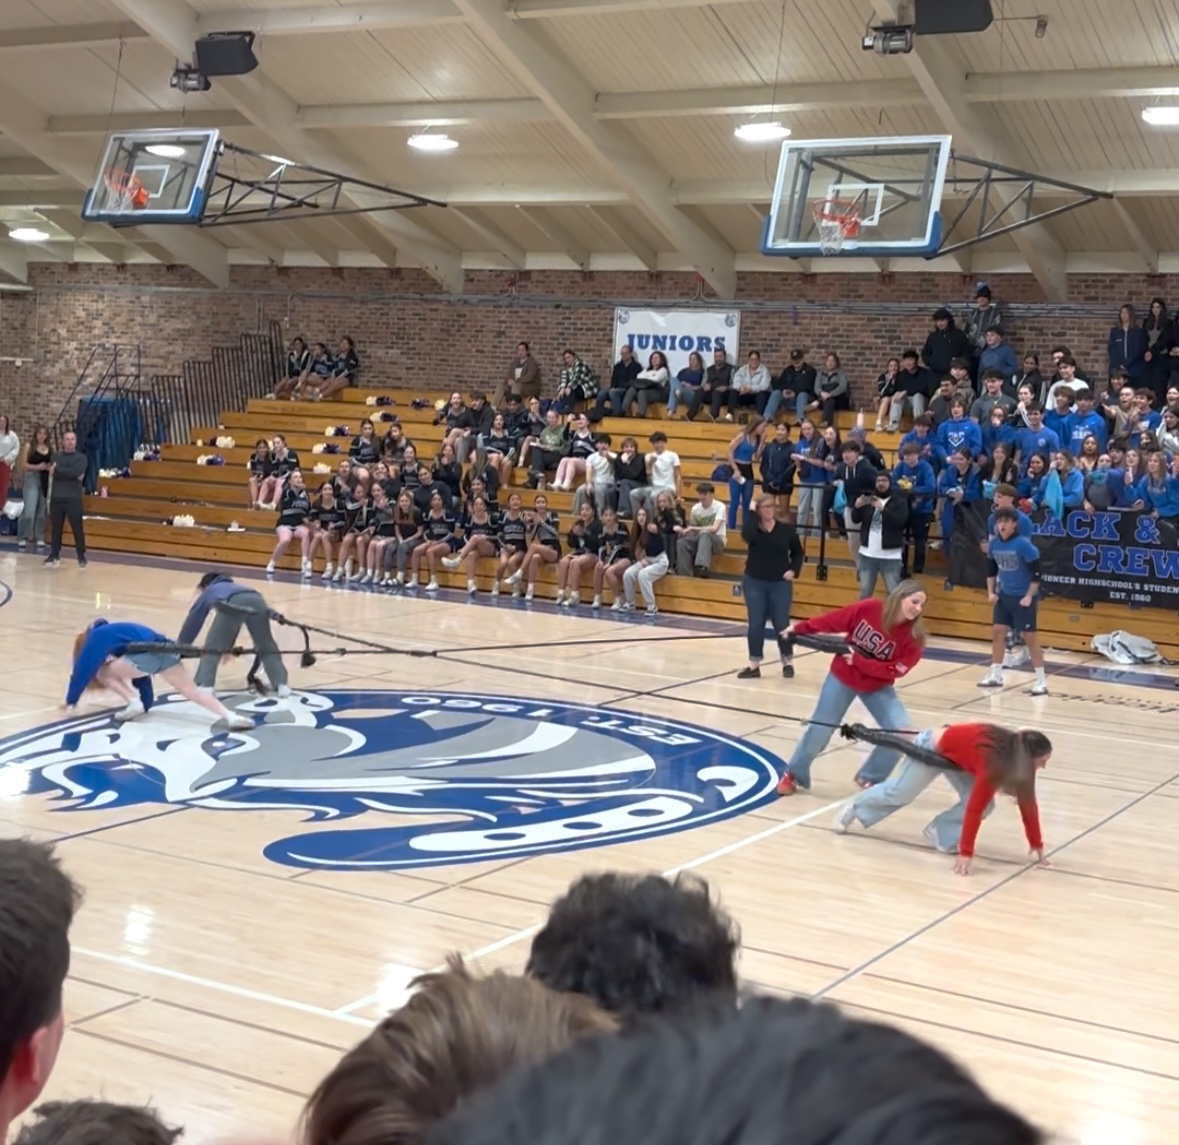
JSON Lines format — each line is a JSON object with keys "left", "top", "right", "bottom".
{"left": 792, "top": 598, "right": 924, "bottom": 693}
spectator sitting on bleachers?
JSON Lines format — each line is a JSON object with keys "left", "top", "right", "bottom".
{"left": 526, "top": 871, "right": 738, "bottom": 1018}
{"left": 552, "top": 412, "right": 596, "bottom": 491}
{"left": 436, "top": 393, "right": 470, "bottom": 451}
{"left": 358, "top": 485, "right": 395, "bottom": 584}
{"left": 613, "top": 436, "right": 645, "bottom": 520}
{"left": 1014, "top": 352, "right": 1045, "bottom": 403}
{"left": 268, "top": 435, "right": 301, "bottom": 505}
{"left": 409, "top": 492, "right": 458, "bottom": 592}
{"left": 621, "top": 351, "right": 670, "bottom": 419}
{"left": 574, "top": 433, "right": 616, "bottom": 516}
{"left": 899, "top": 413, "right": 938, "bottom": 471}
{"left": 383, "top": 490, "right": 424, "bottom": 587}
{"left": 482, "top": 413, "right": 516, "bottom": 488}
{"left": 701, "top": 346, "right": 735, "bottom": 423}
{"left": 888, "top": 349, "right": 933, "bottom": 428}
{"left": 266, "top": 468, "right": 312, "bottom": 576}
{"left": 455, "top": 391, "right": 494, "bottom": 463}
{"left": 556, "top": 502, "right": 602, "bottom": 607}
{"left": 1130, "top": 388, "right": 1162, "bottom": 445}
{"left": 492, "top": 492, "right": 528, "bottom": 597}
{"left": 317, "top": 336, "right": 359, "bottom": 401}
{"left": 461, "top": 475, "right": 494, "bottom": 519}
{"left": 675, "top": 482, "right": 726, "bottom": 578}
{"left": 589, "top": 344, "right": 641, "bottom": 423}
{"left": 1017, "top": 453, "right": 1047, "bottom": 501}
{"left": 653, "top": 490, "right": 685, "bottom": 567}
{"left": 892, "top": 441, "right": 936, "bottom": 576}
{"left": 632, "top": 431, "right": 681, "bottom": 520}
{"left": 298, "top": 342, "right": 335, "bottom": 400}
{"left": 349, "top": 418, "right": 380, "bottom": 480}
{"left": 1045, "top": 354, "right": 1089, "bottom": 406}
{"left": 872, "top": 356, "right": 900, "bottom": 432}
{"left": 516, "top": 397, "right": 546, "bottom": 471}
{"left": 934, "top": 394, "right": 983, "bottom": 465}
{"left": 926, "top": 376, "right": 956, "bottom": 426}
{"left": 332, "top": 457, "right": 356, "bottom": 500}
{"left": 982, "top": 439, "right": 1019, "bottom": 488}
{"left": 592, "top": 506, "right": 630, "bottom": 609}
{"left": 1064, "top": 388, "right": 1109, "bottom": 453}
{"left": 433, "top": 443, "right": 463, "bottom": 505}
{"left": 622, "top": 505, "right": 669, "bottom": 614}
{"left": 309, "top": 482, "right": 344, "bottom": 580}
{"left": 414, "top": 464, "right": 453, "bottom": 516}
{"left": 1129, "top": 450, "right": 1179, "bottom": 522}
{"left": 1014, "top": 405, "right": 1060, "bottom": 472}
{"left": 1044, "top": 387, "right": 1075, "bottom": 443}
{"left": 382, "top": 421, "right": 410, "bottom": 466}
{"left": 667, "top": 351, "right": 706, "bottom": 419}
{"left": 444, "top": 496, "right": 498, "bottom": 595}
{"left": 978, "top": 327, "right": 1018, "bottom": 384}
{"left": 729, "top": 351, "right": 770, "bottom": 420}
{"left": 248, "top": 437, "right": 277, "bottom": 509}
{"left": 981, "top": 406, "right": 1016, "bottom": 461}
{"left": 937, "top": 448, "right": 983, "bottom": 550}
{"left": 555, "top": 349, "right": 598, "bottom": 414}
{"left": 272, "top": 336, "right": 310, "bottom": 399}
{"left": 758, "top": 422, "right": 795, "bottom": 517}
{"left": 371, "top": 461, "right": 398, "bottom": 501}
{"left": 811, "top": 352, "right": 850, "bottom": 427}
{"left": 335, "top": 483, "right": 374, "bottom": 583}
{"left": 765, "top": 348, "right": 815, "bottom": 426}
{"left": 462, "top": 456, "right": 501, "bottom": 511}
{"left": 514, "top": 495, "right": 561, "bottom": 601}
{"left": 1159, "top": 403, "right": 1179, "bottom": 453}
{"left": 1031, "top": 451, "right": 1085, "bottom": 513}
{"left": 527, "top": 409, "right": 567, "bottom": 490}
{"left": 1075, "top": 434, "right": 1102, "bottom": 473}
{"left": 971, "top": 370, "right": 1016, "bottom": 423}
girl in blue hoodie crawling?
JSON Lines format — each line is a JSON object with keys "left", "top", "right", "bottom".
{"left": 64, "top": 619, "right": 255, "bottom": 729}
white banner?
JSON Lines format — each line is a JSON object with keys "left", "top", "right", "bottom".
{"left": 612, "top": 308, "right": 741, "bottom": 374}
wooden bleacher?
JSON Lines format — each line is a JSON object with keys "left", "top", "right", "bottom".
{"left": 79, "top": 387, "right": 1179, "bottom": 658}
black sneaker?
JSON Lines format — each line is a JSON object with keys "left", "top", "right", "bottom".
{"left": 782, "top": 662, "right": 795, "bottom": 679}
{"left": 737, "top": 666, "right": 761, "bottom": 679}
{"left": 43, "top": 557, "right": 60, "bottom": 567}
{"left": 78, "top": 559, "right": 88, "bottom": 568}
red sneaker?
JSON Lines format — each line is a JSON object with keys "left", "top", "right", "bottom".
{"left": 776, "top": 772, "right": 798, "bottom": 796}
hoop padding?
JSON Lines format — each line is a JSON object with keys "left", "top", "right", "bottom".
{"left": 102, "top": 169, "right": 150, "bottom": 211}
{"left": 812, "top": 198, "right": 862, "bottom": 255}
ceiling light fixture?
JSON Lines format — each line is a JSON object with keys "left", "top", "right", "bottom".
{"left": 145, "top": 143, "right": 187, "bottom": 158}
{"left": 407, "top": 131, "right": 459, "bottom": 152}
{"left": 8, "top": 227, "right": 49, "bottom": 242}
{"left": 734, "top": 121, "right": 791, "bottom": 144}
{"left": 1142, "top": 106, "right": 1179, "bottom": 126}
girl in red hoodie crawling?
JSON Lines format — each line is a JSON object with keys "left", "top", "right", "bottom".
{"left": 777, "top": 580, "right": 927, "bottom": 796}
{"left": 836, "top": 722, "right": 1053, "bottom": 876}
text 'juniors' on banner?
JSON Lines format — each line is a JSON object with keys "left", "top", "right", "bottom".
{"left": 613, "top": 308, "right": 741, "bottom": 375}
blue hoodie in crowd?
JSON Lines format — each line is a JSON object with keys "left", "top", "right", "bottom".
{"left": 1014, "top": 424, "right": 1061, "bottom": 471}
{"left": 980, "top": 420, "right": 1016, "bottom": 457}
{"left": 65, "top": 620, "right": 161, "bottom": 708}
{"left": 1131, "top": 473, "right": 1179, "bottom": 518}
{"left": 934, "top": 417, "right": 983, "bottom": 465}
{"left": 892, "top": 457, "right": 937, "bottom": 515}
{"left": 1032, "top": 467, "right": 1084, "bottom": 511}
{"left": 1064, "top": 408, "right": 1109, "bottom": 452}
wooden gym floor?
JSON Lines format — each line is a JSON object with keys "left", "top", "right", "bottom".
{"left": 1, "top": 550, "right": 1177, "bottom": 1144}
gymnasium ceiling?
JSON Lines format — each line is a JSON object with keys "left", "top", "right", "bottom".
{"left": 0, "top": 0, "right": 1178, "bottom": 298}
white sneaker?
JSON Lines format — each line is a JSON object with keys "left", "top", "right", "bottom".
{"left": 646, "top": 605, "right": 658, "bottom": 616}
{"left": 265, "top": 561, "right": 276, "bottom": 574}
{"left": 835, "top": 802, "right": 857, "bottom": 833}
{"left": 426, "top": 578, "right": 439, "bottom": 592}
{"left": 16, "top": 540, "right": 26, "bottom": 550}
{"left": 490, "top": 581, "right": 500, "bottom": 596}
{"left": 405, "top": 579, "right": 418, "bottom": 592}
{"left": 275, "top": 685, "right": 292, "bottom": 698}
{"left": 554, "top": 591, "right": 566, "bottom": 605}
{"left": 511, "top": 585, "right": 522, "bottom": 598}
{"left": 524, "top": 585, "right": 535, "bottom": 601}
{"left": 332, "top": 568, "right": 344, "bottom": 582}
{"left": 1004, "top": 646, "right": 1031, "bottom": 669}
{"left": 923, "top": 824, "right": 957, "bottom": 854}
{"left": 567, "top": 591, "right": 580, "bottom": 606}
{"left": 322, "top": 563, "right": 334, "bottom": 579}
{"left": 591, "top": 594, "right": 601, "bottom": 608}
{"left": 301, "top": 565, "right": 312, "bottom": 579}
{"left": 505, "top": 570, "right": 522, "bottom": 587}
{"left": 358, "top": 571, "right": 372, "bottom": 584}
{"left": 442, "top": 556, "right": 461, "bottom": 570}
{"left": 610, "top": 599, "right": 622, "bottom": 611}
{"left": 467, "top": 579, "right": 477, "bottom": 595}
{"left": 224, "top": 715, "right": 255, "bottom": 731}
{"left": 621, "top": 601, "right": 634, "bottom": 611}
{"left": 977, "top": 670, "right": 1003, "bottom": 689}
{"left": 394, "top": 572, "right": 405, "bottom": 586}
{"left": 114, "top": 699, "right": 145, "bottom": 723}
{"left": 1029, "top": 679, "right": 1049, "bottom": 696}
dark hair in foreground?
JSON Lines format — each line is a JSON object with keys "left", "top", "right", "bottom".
{"left": 0, "top": 839, "right": 81, "bottom": 1078}
{"left": 12, "top": 1101, "right": 182, "bottom": 1145}
{"left": 301, "top": 956, "right": 615, "bottom": 1145}
{"left": 526, "top": 872, "right": 739, "bottom": 1018}
{"left": 975, "top": 724, "right": 1053, "bottom": 796}
{"left": 424, "top": 995, "right": 1042, "bottom": 1145}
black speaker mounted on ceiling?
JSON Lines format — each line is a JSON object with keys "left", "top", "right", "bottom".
{"left": 194, "top": 31, "right": 259, "bottom": 77}
{"left": 914, "top": 0, "right": 994, "bottom": 36}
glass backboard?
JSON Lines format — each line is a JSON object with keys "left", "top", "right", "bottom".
{"left": 81, "top": 129, "right": 221, "bottom": 225}
{"left": 760, "top": 135, "right": 951, "bottom": 258}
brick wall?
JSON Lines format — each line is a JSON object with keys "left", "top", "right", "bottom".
{"left": 2, "top": 262, "right": 1173, "bottom": 434}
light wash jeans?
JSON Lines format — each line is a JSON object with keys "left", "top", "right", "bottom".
{"left": 847, "top": 728, "right": 994, "bottom": 851}
{"left": 17, "top": 472, "right": 46, "bottom": 544}
{"left": 763, "top": 389, "right": 810, "bottom": 423}
{"left": 785, "top": 671, "right": 911, "bottom": 788}
{"left": 623, "top": 552, "right": 669, "bottom": 607}
{"left": 857, "top": 554, "right": 903, "bottom": 598}
{"left": 794, "top": 483, "right": 825, "bottom": 536}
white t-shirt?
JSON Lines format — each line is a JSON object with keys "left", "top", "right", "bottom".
{"left": 586, "top": 451, "right": 614, "bottom": 483}
{"left": 690, "top": 499, "right": 727, "bottom": 542}
{"left": 647, "top": 449, "right": 680, "bottom": 490}
{"left": 860, "top": 500, "right": 902, "bottom": 561}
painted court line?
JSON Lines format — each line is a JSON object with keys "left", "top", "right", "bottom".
{"left": 334, "top": 793, "right": 847, "bottom": 1015}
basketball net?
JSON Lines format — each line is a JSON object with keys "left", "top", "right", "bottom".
{"left": 103, "top": 169, "right": 150, "bottom": 212}
{"left": 813, "top": 198, "right": 862, "bottom": 255}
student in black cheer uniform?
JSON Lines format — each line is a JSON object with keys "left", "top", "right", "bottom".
{"left": 493, "top": 492, "right": 529, "bottom": 597}
{"left": 592, "top": 505, "right": 631, "bottom": 610}
{"left": 510, "top": 495, "right": 561, "bottom": 602}
{"left": 445, "top": 496, "right": 499, "bottom": 596}
{"left": 556, "top": 502, "right": 602, "bottom": 607}
{"left": 266, "top": 469, "right": 311, "bottom": 576}
{"left": 409, "top": 492, "right": 457, "bottom": 593}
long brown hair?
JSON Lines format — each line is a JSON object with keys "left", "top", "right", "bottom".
{"left": 301, "top": 957, "right": 615, "bottom": 1145}
{"left": 973, "top": 724, "right": 1053, "bottom": 797}
{"left": 880, "top": 579, "right": 928, "bottom": 647}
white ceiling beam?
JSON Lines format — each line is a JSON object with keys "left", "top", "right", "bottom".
{"left": 451, "top": 208, "right": 524, "bottom": 266}
{"left": 0, "top": 243, "right": 29, "bottom": 283}
{"left": 510, "top": 0, "right": 753, "bottom": 15}
{"left": 0, "top": 21, "right": 148, "bottom": 50}
{"left": 109, "top": 0, "right": 464, "bottom": 293}
{"left": 333, "top": 216, "right": 402, "bottom": 268}
{"left": 298, "top": 99, "right": 547, "bottom": 128}
{"left": 0, "top": 77, "right": 229, "bottom": 286}
{"left": 0, "top": 157, "right": 56, "bottom": 177}
{"left": 518, "top": 206, "right": 589, "bottom": 269}
{"left": 202, "top": 1, "right": 461, "bottom": 34}
{"left": 1111, "top": 201, "right": 1158, "bottom": 273}
{"left": 48, "top": 109, "right": 249, "bottom": 135}
{"left": 272, "top": 221, "right": 340, "bottom": 267}
{"left": 84, "top": 241, "right": 135, "bottom": 264}
{"left": 0, "top": 189, "right": 82, "bottom": 208}
{"left": 874, "top": 1, "right": 1067, "bottom": 301}
{"left": 962, "top": 66, "right": 1179, "bottom": 103}
{"left": 587, "top": 205, "right": 656, "bottom": 270}
{"left": 453, "top": 0, "right": 735, "bottom": 296}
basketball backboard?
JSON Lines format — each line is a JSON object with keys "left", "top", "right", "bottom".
{"left": 81, "top": 129, "right": 221, "bottom": 225}
{"left": 760, "top": 135, "right": 951, "bottom": 259}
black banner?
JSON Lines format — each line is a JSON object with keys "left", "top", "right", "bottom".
{"left": 947, "top": 505, "right": 1179, "bottom": 609}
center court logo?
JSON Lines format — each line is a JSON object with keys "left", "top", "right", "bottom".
{"left": 0, "top": 689, "right": 783, "bottom": 871}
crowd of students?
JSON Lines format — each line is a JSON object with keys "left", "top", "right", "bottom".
{"left": 0, "top": 842, "right": 1043, "bottom": 1145}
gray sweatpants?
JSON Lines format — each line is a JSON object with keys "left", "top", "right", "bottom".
{"left": 194, "top": 589, "right": 288, "bottom": 690}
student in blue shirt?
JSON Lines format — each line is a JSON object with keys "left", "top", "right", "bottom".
{"left": 986, "top": 483, "right": 1034, "bottom": 538}
{"left": 978, "top": 327, "right": 1019, "bottom": 381}
{"left": 933, "top": 395, "right": 983, "bottom": 465}
{"left": 64, "top": 619, "right": 255, "bottom": 728}
{"left": 1064, "top": 389, "right": 1109, "bottom": 452}
{"left": 937, "top": 448, "right": 982, "bottom": 548}
{"left": 1013, "top": 406, "right": 1061, "bottom": 473}
{"left": 899, "top": 414, "right": 940, "bottom": 472}
{"left": 892, "top": 441, "right": 937, "bottom": 574}
{"left": 1131, "top": 451, "right": 1179, "bottom": 521}
{"left": 1043, "top": 389, "right": 1075, "bottom": 443}
{"left": 979, "top": 509, "right": 1048, "bottom": 695}
{"left": 1130, "top": 389, "right": 1163, "bottom": 445}
{"left": 980, "top": 405, "right": 1016, "bottom": 459}
{"left": 1016, "top": 454, "right": 1047, "bottom": 500}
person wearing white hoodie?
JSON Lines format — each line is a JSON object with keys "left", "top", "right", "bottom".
{"left": 0, "top": 415, "right": 19, "bottom": 514}
{"left": 729, "top": 351, "right": 771, "bottom": 420}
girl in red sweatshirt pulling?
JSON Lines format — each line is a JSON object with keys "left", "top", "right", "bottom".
{"left": 777, "top": 580, "right": 927, "bottom": 796}
{"left": 836, "top": 722, "right": 1052, "bottom": 876}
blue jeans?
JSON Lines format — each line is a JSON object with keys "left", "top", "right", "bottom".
{"left": 17, "top": 472, "right": 46, "bottom": 543}
{"left": 763, "top": 390, "right": 810, "bottom": 423}
{"left": 847, "top": 729, "right": 993, "bottom": 851}
{"left": 742, "top": 575, "right": 793, "bottom": 662}
{"left": 667, "top": 383, "right": 702, "bottom": 416}
{"left": 785, "top": 672, "right": 911, "bottom": 788}
{"left": 727, "top": 475, "right": 754, "bottom": 529}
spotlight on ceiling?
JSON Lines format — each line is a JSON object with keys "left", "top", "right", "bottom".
{"left": 408, "top": 132, "right": 459, "bottom": 152}
{"left": 734, "top": 121, "right": 791, "bottom": 144}
{"left": 1142, "top": 106, "right": 1179, "bottom": 126}
{"left": 8, "top": 227, "right": 49, "bottom": 242}
{"left": 145, "top": 144, "right": 187, "bottom": 158}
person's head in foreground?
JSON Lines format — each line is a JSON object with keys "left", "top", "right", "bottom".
{"left": 526, "top": 872, "right": 739, "bottom": 1019}
{"left": 424, "top": 995, "right": 1042, "bottom": 1145}
{"left": 301, "top": 956, "right": 615, "bottom": 1145}
{"left": 12, "top": 1100, "right": 181, "bottom": 1145}
{"left": 0, "top": 840, "right": 82, "bottom": 1138}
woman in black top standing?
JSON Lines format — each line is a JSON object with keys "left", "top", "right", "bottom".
{"left": 739, "top": 494, "right": 804, "bottom": 679}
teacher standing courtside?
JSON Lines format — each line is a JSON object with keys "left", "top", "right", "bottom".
{"left": 45, "top": 431, "right": 88, "bottom": 568}
{"left": 737, "top": 494, "right": 803, "bottom": 680}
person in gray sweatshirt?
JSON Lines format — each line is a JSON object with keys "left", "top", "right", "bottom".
{"left": 46, "top": 431, "right": 87, "bottom": 567}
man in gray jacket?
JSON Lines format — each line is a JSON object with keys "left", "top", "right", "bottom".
{"left": 46, "top": 431, "right": 87, "bottom": 568}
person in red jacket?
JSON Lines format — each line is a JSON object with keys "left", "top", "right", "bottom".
{"left": 836, "top": 722, "right": 1052, "bottom": 875}
{"left": 776, "top": 580, "right": 927, "bottom": 796}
